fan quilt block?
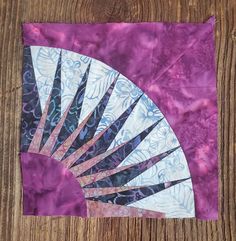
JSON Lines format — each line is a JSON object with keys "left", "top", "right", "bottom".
{"left": 20, "top": 17, "right": 218, "bottom": 220}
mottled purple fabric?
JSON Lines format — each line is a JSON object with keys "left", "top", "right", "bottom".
{"left": 22, "top": 17, "right": 218, "bottom": 219}
{"left": 21, "top": 152, "right": 87, "bottom": 216}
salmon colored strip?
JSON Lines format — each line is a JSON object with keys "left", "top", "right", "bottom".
{"left": 51, "top": 113, "right": 92, "bottom": 161}
{"left": 40, "top": 103, "right": 72, "bottom": 156}
{"left": 28, "top": 97, "right": 51, "bottom": 153}
{"left": 86, "top": 200, "right": 165, "bottom": 218}
{"left": 70, "top": 143, "right": 125, "bottom": 177}
{"left": 77, "top": 163, "right": 134, "bottom": 187}
{"left": 84, "top": 186, "right": 144, "bottom": 198}
{"left": 62, "top": 125, "right": 110, "bottom": 168}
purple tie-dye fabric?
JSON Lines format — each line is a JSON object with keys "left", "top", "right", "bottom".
{"left": 22, "top": 17, "right": 218, "bottom": 219}
{"left": 21, "top": 152, "right": 87, "bottom": 216}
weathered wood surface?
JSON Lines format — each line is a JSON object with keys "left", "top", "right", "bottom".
{"left": 0, "top": 0, "right": 235, "bottom": 240}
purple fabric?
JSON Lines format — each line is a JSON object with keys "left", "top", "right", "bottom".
{"left": 21, "top": 152, "right": 87, "bottom": 216}
{"left": 22, "top": 17, "right": 218, "bottom": 219}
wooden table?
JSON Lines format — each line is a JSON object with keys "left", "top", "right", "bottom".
{"left": 0, "top": 0, "right": 235, "bottom": 240}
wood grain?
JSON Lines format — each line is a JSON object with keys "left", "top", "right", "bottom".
{"left": 0, "top": 0, "right": 235, "bottom": 240}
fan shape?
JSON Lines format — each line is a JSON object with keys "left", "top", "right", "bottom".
{"left": 21, "top": 46, "right": 195, "bottom": 218}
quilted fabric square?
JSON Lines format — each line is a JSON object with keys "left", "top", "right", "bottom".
{"left": 20, "top": 17, "right": 218, "bottom": 219}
